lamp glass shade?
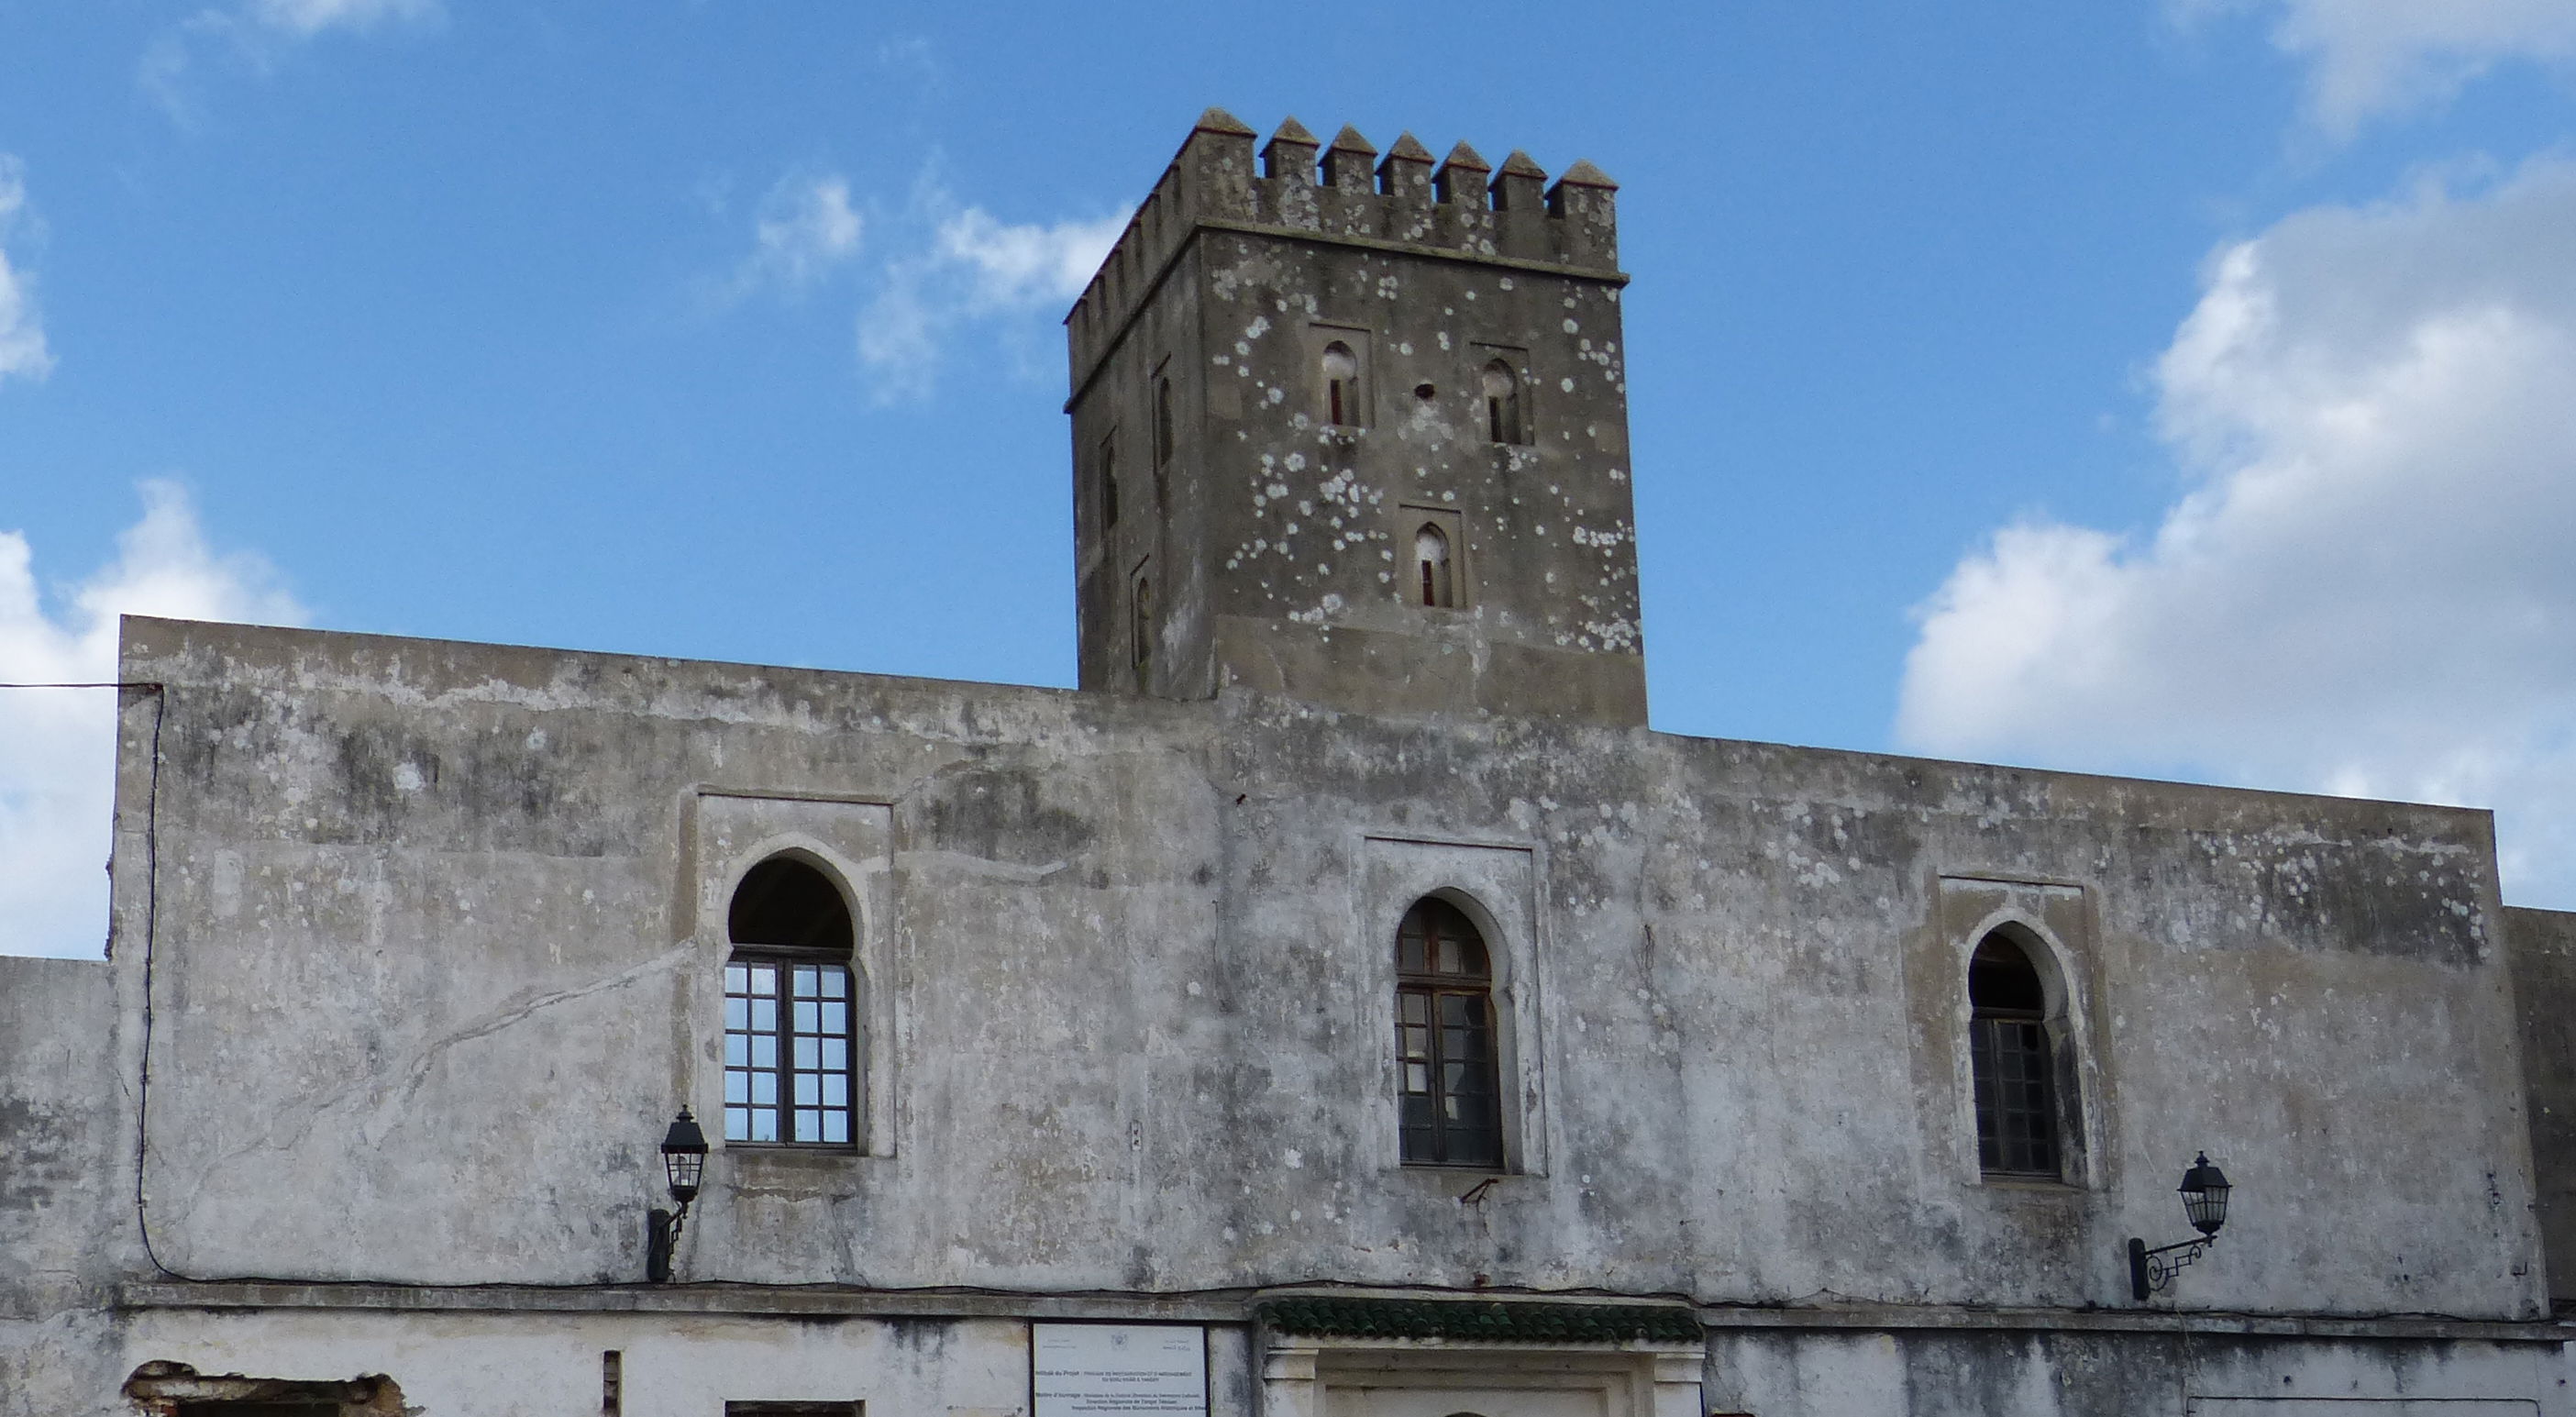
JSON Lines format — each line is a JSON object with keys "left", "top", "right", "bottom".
{"left": 2179, "top": 1152, "right": 2229, "bottom": 1237}
{"left": 661, "top": 1108, "right": 711, "bottom": 1204}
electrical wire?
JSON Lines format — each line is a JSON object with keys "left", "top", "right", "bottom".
{"left": 127, "top": 681, "right": 179, "bottom": 1280}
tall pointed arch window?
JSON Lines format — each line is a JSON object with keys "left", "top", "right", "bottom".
{"left": 1321, "top": 341, "right": 1359, "bottom": 427}
{"left": 1480, "top": 358, "right": 1526, "bottom": 445}
{"left": 724, "top": 857, "right": 857, "bottom": 1146}
{"left": 1100, "top": 432, "right": 1121, "bottom": 530}
{"left": 1396, "top": 897, "right": 1503, "bottom": 1168}
{"left": 1131, "top": 564, "right": 1155, "bottom": 684}
{"left": 1153, "top": 370, "right": 1176, "bottom": 469}
{"left": 1969, "top": 931, "right": 2057, "bottom": 1178}
{"left": 1414, "top": 523, "right": 1454, "bottom": 608}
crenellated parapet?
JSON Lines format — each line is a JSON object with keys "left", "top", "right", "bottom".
{"left": 1066, "top": 108, "right": 1620, "bottom": 391}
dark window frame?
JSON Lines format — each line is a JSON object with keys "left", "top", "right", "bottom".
{"left": 723, "top": 857, "right": 860, "bottom": 1150}
{"left": 1395, "top": 897, "right": 1505, "bottom": 1169}
{"left": 1414, "top": 522, "right": 1454, "bottom": 608}
{"left": 1317, "top": 334, "right": 1368, "bottom": 429}
{"left": 724, "top": 951, "right": 858, "bottom": 1147}
{"left": 1323, "top": 342, "right": 1356, "bottom": 426}
{"left": 1153, "top": 365, "right": 1176, "bottom": 469}
{"left": 1099, "top": 431, "right": 1121, "bottom": 531}
{"left": 1480, "top": 357, "right": 1527, "bottom": 445}
{"left": 1130, "top": 559, "right": 1155, "bottom": 684}
{"left": 1400, "top": 505, "right": 1467, "bottom": 611}
{"left": 1968, "top": 931, "right": 2062, "bottom": 1179}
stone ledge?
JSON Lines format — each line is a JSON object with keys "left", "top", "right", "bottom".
{"left": 112, "top": 1283, "right": 2570, "bottom": 1347}
{"left": 1189, "top": 218, "right": 1631, "bottom": 287}
{"left": 1694, "top": 1302, "right": 2567, "bottom": 1345}
{"left": 116, "top": 1281, "right": 1252, "bottom": 1323}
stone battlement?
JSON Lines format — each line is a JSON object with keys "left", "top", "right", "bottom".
{"left": 1066, "top": 108, "right": 1620, "bottom": 391}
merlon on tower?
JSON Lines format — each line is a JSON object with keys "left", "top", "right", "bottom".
{"left": 1067, "top": 109, "right": 1642, "bottom": 726}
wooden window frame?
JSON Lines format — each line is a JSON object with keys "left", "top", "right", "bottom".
{"left": 1312, "top": 327, "right": 1372, "bottom": 429}
{"left": 1968, "top": 933, "right": 2061, "bottom": 1179}
{"left": 1413, "top": 521, "right": 1455, "bottom": 608}
{"left": 1480, "top": 356, "right": 1527, "bottom": 445}
{"left": 724, "top": 949, "right": 858, "bottom": 1148}
{"left": 1473, "top": 344, "right": 1532, "bottom": 446}
{"left": 1399, "top": 505, "right": 1467, "bottom": 611}
{"left": 1395, "top": 897, "right": 1504, "bottom": 1169}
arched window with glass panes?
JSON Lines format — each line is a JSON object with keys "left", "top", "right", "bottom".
{"left": 724, "top": 857, "right": 858, "bottom": 1147}
{"left": 1395, "top": 896, "right": 1503, "bottom": 1168}
{"left": 1968, "top": 929, "right": 2060, "bottom": 1178}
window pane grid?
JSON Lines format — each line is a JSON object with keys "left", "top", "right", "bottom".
{"left": 725, "top": 956, "right": 857, "bottom": 1147}
{"left": 1396, "top": 898, "right": 1502, "bottom": 1169}
{"left": 1971, "top": 1014, "right": 2056, "bottom": 1176}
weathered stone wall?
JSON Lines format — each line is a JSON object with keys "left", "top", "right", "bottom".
{"left": 1704, "top": 1324, "right": 2568, "bottom": 1417}
{"left": 2507, "top": 904, "right": 2576, "bottom": 1308}
{"left": 1072, "top": 229, "right": 1213, "bottom": 699}
{"left": 102, "top": 1308, "right": 1133, "bottom": 1417}
{"left": 0, "top": 955, "right": 135, "bottom": 1413}
{"left": 32, "top": 1304, "right": 2569, "bottom": 1417}
{"left": 0, "top": 957, "right": 119, "bottom": 1302}
{"left": 95, "top": 615, "right": 2545, "bottom": 1323}
{"left": 1068, "top": 114, "right": 1644, "bottom": 724}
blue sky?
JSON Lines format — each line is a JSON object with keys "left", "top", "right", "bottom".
{"left": 5, "top": 0, "right": 2576, "bottom": 954}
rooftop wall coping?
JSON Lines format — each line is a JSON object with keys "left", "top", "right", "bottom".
{"left": 117, "top": 615, "right": 2504, "bottom": 850}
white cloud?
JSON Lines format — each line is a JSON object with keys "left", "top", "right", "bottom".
{"left": 0, "top": 156, "right": 54, "bottom": 386}
{"left": 244, "top": 0, "right": 440, "bottom": 38}
{"left": 854, "top": 278, "right": 940, "bottom": 400}
{"left": 2185, "top": 0, "right": 2576, "bottom": 136}
{"left": 856, "top": 201, "right": 1126, "bottom": 402}
{"left": 735, "top": 173, "right": 864, "bottom": 298}
{"left": 0, "top": 482, "right": 304, "bottom": 958}
{"left": 1897, "top": 156, "right": 2576, "bottom": 907}
{"left": 934, "top": 207, "right": 1128, "bottom": 308}
{"left": 142, "top": 0, "right": 440, "bottom": 118}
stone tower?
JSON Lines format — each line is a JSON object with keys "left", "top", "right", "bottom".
{"left": 1066, "top": 109, "right": 1642, "bottom": 725}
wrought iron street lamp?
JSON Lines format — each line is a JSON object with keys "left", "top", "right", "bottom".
{"left": 2128, "top": 1152, "right": 2231, "bottom": 1301}
{"left": 646, "top": 1108, "right": 709, "bottom": 1283}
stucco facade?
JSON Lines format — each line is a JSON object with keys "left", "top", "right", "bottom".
{"left": 7, "top": 108, "right": 2576, "bottom": 1416}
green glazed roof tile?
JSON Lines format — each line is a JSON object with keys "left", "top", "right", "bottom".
{"left": 1254, "top": 1297, "right": 1701, "bottom": 1345}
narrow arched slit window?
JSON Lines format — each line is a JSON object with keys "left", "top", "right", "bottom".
{"left": 1321, "top": 341, "right": 1359, "bottom": 426}
{"left": 1969, "top": 931, "right": 2056, "bottom": 1178}
{"left": 1100, "top": 433, "right": 1121, "bottom": 530}
{"left": 1154, "top": 374, "right": 1176, "bottom": 468}
{"left": 1480, "top": 359, "right": 1524, "bottom": 445}
{"left": 1131, "top": 572, "right": 1154, "bottom": 681}
{"left": 1414, "top": 523, "right": 1454, "bottom": 608}
{"left": 724, "top": 858, "right": 857, "bottom": 1146}
{"left": 1396, "top": 897, "right": 1503, "bottom": 1168}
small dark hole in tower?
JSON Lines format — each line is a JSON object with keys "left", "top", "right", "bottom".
{"left": 1413, "top": 382, "right": 1436, "bottom": 401}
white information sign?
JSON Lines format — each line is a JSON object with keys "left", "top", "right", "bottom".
{"left": 1032, "top": 1323, "right": 1208, "bottom": 1417}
